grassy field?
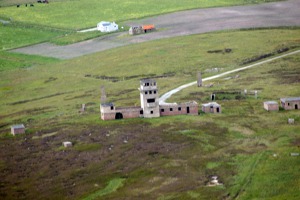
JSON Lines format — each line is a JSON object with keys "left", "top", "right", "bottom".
{"left": 0, "top": 28, "right": 299, "bottom": 199}
{"left": 0, "top": 0, "right": 281, "bottom": 30}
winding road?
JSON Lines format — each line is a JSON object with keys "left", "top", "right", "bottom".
{"left": 11, "top": 0, "right": 300, "bottom": 59}
{"left": 159, "top": 49, "right": 300, "bottom": 103}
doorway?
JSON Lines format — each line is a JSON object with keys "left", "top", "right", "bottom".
{"left": 115, "top": 112, "right": 123, "bottom": 119}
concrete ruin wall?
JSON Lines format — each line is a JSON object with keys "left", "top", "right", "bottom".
{"left": 263, "top": 101, "right": 279, "bottom": 111}
{"left": 101, "top": 106, "right": 142, "bottom": 120}
{"left": 202, "top": 103, "right": 222, "bottom": 114}
{"left": 280, "top": 98, "right": 300, "bottom": 110}
{"left": 160, "top": 102, "right": 198, "bottom": 116}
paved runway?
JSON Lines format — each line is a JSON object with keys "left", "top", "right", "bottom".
{"left": 11, "top": 0, "right": 300, "bottom": 59}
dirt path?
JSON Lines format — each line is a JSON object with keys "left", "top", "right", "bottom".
{"left": 11, "top": 0, "right": 300, "bottom": 59}
{"left": 159, "top": 49, "right": 300, "bottom": 103}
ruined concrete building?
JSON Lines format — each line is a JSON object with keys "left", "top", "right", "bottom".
{"left": 280, "top": 97, "right": 300, "bottom": 110}
{"left": 100, "top": 79, "right": 198, "bottom": 120}
{"left": 202, "top": 102, "right": 222, "bottom": 114}
{"left": 264, "top": 101, "right": 279, "bottom": 111}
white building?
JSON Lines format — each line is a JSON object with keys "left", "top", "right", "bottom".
{"left": 97, "top": 21, "right": 118, "bottom": 32}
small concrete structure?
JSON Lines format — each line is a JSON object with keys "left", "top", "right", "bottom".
{"left": 63, "top": 141, "right": 72, "bottom": 147}
{"left": 129, "top": 26, "right": 143, "bottom": 35}
{"left": 288, "top": 118, "right": 295, "bottom": 124}
{"left": 207, "top": 175, "right": 223, "bottom": 187}
{"left": 280, "top": 97, "right": 300, "bottom": 110}
{"left": 264, "top": 101, "right": 279, "bottom": 111}
{"left": 11, "top": 124, "right": 25, "bottom": 135}
{"left": 197, "top": 71, "right": 202, "bottom": 87}
{"left": 160, "top": 101, "right": 198, "bottom": 116}
{"left": 97, "top": 21, "right": 118, "bottom": 32}
{"left": 202, "top": 102, "right": 221, "bottom": 114}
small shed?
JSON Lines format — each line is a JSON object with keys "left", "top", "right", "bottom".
{"left": 11, "top": 124, "right": 25, "bottom": 135}
{"left": 97, "top": 21, "right": 118, "bottom": 32}
{"left": 129, "top": 26, "right": 143, "bottom": 35}
{"left": 264, "top": 101, "right": 279, "bottom": 111}
{"left": 63, "top": 141, "right": 73, "bottom": 147}
{"left": 202, "top": 102, "right": 221, "bottom": 113}
{"left": 280, "top": 97, "right": 300, "bottom": 110}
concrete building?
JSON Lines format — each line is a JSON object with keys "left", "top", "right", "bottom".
{"left": 97, "top": 21, "right": 118, "bottom": 32}
{"left": 160, "top": 102, "right": 198, "bottom": 116}
{"left": 280, "top": 97, "right": 300, "bottom": 110}
{"left": 202, "top": 102, "right": 221, "bottom": 114}
{"left": 100, "top": 79, "right": 199, "bottom": 120}
{"left": 11, "top": 124, "right": 25, "bottom": 135}
{"left": 139, "top": 79, "right": 160, "bottom": 118}
{"left": 63, "top": 141, "right": 73, "bottom": 147}
{"left": 264, "top": 101, "right": 279, "bottom": 111}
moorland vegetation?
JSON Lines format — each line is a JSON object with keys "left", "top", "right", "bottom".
{"left": 0, "top": 0, "right": 300, "bottom": 200}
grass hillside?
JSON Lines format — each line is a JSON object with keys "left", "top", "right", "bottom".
{"left": 0, "top": 28, "right": 299, "bottom": 199}
{"left": 0, "top": 0, "right": 281, "bottom": 30}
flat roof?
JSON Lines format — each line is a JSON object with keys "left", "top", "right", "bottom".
{"left": 264, "top": 101, "right": 278, "bottom": 105}
{"left": 280, "top": 97, "right": 300, "bottom": 102}
{"left": 11, "top": 124, "right": 25, "bottom": 129}
{"left": 202, "top": 102, "right": 220, "bottom": 107}
{"left": 101, "top": 102, "right": 114, "bottom": 107}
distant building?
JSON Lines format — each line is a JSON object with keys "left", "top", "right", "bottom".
{"left": 63, "top": 141, "right": 73, "bottom": 147}
{"left": 11, "top": 124, "right": 25, "bottom": 135}
{"left": 100, "top": 79, "right": 198, "bottom": 120}
{"left": 264, "top": 101, "right": 279, "bottom": 111}
{"left": 160, "top": 102, "right": 198, "bottom": 116}
{"left": 97, "top": 21, "right": 118, "bottom": 32}
{"left": 202, "top": 102, "right": 221, "bottom": 114}
{"left": 280, "top": 97, "right": 300, "bottom": 110}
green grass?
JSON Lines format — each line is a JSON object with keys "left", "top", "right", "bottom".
{"left": 0, "top": 23, "right": 67, "bottom": 50}
{"left": 0, "top": 28, "right": 299, "bottom": 199}
{"left": 74, "top": 143, "right": 102, "bottom": 152}
{"left": 82, "top": 178, "right": 125, "bottom": 200}
{"left": 0, "top": 0, "right": 281, "bottom": 30}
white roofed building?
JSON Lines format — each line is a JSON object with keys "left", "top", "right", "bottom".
{"left": 97, "top": 21, "right": 118, "bottom": 32}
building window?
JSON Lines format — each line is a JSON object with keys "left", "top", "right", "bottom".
{"left": 110, "top": 106, "right": 113, "bottom": 110}
{"left": 147, "top": 98, "right": 155, "bottom": 103}
{"left": 154, "top": 82, "right": 156, "bottom": 86}
{"left": 178, "top": 107, "right": 181, "bottom": 111}
{"left": 288, "top": 103, "right": 290, "bottom": 106}
{"left": 140, "top": 110, "right": 143, "bottom": 115}
{"left": 170, "top": 108, "right": 173, "bottom": 111}
{"left": 154, "top": 90, "right": 156, "bottom": 94}
{"left": 145, "top": 91, "right": 148, "bottom": 95}
{"left": 161, "top": 109, "right": 164, "bottom": 112}
{"left": 149, "top": 91, "right": 152, "bottom": 94}
{"left": 151, "top": 111, "right": 153, "bottom": 114}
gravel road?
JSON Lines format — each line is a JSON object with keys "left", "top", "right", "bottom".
{"left": 11, "top": 0, "right": 300, "bottom": 59}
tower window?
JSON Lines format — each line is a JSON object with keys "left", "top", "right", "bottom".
{"left": 147, "top": 98, "right": 155, "bottom": 103}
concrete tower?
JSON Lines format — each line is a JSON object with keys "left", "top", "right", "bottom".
{"left": 139, "top": 79, "right": 160, "bottom": 118}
